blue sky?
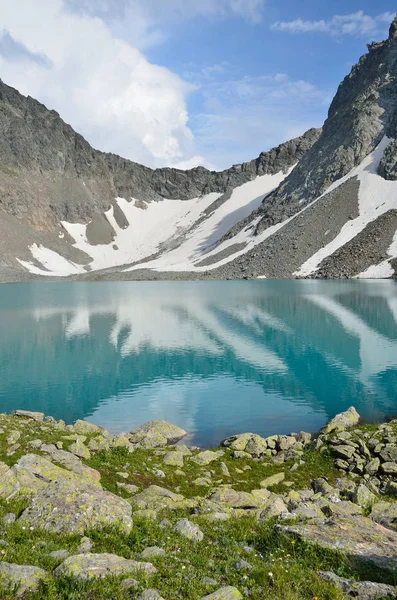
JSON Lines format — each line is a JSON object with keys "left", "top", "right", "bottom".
{"left": 0, "top": 0, "right": 395, "bottom": 170}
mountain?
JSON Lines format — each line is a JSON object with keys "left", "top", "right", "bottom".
{"left": 0, "top": 16, "right": 397, "bottom": 281}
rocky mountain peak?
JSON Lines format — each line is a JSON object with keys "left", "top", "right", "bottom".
{"left": 389, "top": 15, "right": 397, "bottom": 40}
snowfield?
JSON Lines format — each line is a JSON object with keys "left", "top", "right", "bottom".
{"left": 15, "top": 139, "right": 397, "bottom": 278}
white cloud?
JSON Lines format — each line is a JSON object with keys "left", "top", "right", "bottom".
{"left": 271, "top": 11, "right": 396, "bottom": 37}
{"left": 189, "top": 72, "right": 330, "bottom": 168}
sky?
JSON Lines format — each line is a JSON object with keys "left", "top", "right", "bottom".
{"left": 0, "top": 0, "right": 396, "bottom": 170}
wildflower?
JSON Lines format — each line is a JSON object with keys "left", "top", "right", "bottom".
{"left": 291, "top": 540, "right": 296, "bottom": 545}
{"left": 268, "top": 572, "right": 273, "bottom": 577}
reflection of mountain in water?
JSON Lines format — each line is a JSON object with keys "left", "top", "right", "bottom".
{"left": 0, "top": 281, "right": 396, "bottom": 446}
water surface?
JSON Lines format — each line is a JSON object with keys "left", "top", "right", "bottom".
{"left": 0, "top": 280, "right": 396, "bottom": 446}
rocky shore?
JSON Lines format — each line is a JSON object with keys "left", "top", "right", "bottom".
{"left": 1, "top": 408, "right": 397, "bottom": 599}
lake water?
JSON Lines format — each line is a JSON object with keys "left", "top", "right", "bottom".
{"left": 0, "top": 280, "right": 397, "bottom": 447}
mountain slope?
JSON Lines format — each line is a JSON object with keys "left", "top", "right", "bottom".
{"left": 1, "top": 16, "right": 397, "bottom": 281}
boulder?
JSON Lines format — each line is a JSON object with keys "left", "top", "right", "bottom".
{"left": 129, "top": 420, "right": 187, "bottom": 448}
{"left": 139, "top": 547, "right": 165, "bottom": 559}
{"left": 260, "top": 472, "right": 285, "bottom": 488}
{"left": 72, "top": 420, "right": 104, "bottom": 434}
{"left": 277, "top": 514, "right": 397, "bottom": 575}
{"left": 137, "top": 591, "right": 165, "bottom": 600}
{"left": 0, "top": 562, "right": 48, "bottom": 597}
{"left": 200, "top": 587, "right": 242, "bottom": 599}
{"left": 131, "top": 485, "right": 185, "bottom": 511}
{"left": 321, "top": 407, "right": 360, "bottom": 434}
{"left": 18, "top": 480, "right": 133, "bottom": 534}
{"left": 174, "top": 518, "right": 204, "bottom": 541}
{"left": 370, "top": 501, "right": 397, "bottom": 532}
{"left": 40, "top": 444, "right": 100, "bottom": 485}
{"left": 13, "top": 410, "right": 44, "bottom": 422}
{"left": 53, "top": 553, "right": 156, "bottom": 580}
{"left": 318, "top": 571, "right": 397, "bottom": 599}
{"left": 163, "top": 451, "right": 184, "bottom": 467}
{"left": 68, "top": 440, "right": 91, "bottom": 460}
{"left": 209, "top": 488, "right": 265, "bottom": 509}
{"left": 191, "top": 450, "right": 224, "bottom": 466}
{"left": 221, "top": 433, "right": 269, "bottom": 457}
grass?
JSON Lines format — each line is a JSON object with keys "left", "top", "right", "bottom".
{"left": 0, "top": 414, "right": 396, "bottom": 599}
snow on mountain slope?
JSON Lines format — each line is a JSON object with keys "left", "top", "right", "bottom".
{"left": 16, "top": 170, "right": 288, "bottom": 277}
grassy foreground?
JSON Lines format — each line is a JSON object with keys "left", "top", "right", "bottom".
{"left": 0, "top": 411, "right": 395, "bottom": 599}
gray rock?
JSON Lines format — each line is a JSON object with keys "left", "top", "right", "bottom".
{"left": 49, "top": 549, "right": 70, "bottom": 560}
{"left": 140, "top": 547, "right": 165, "bottom": 559}
{"left": 0, "top": 562, "right": 48, "bottom": 596}
{"left": 318, "top": 570, "right": 397, "bottom": 599}
{"left": 202, "top": 577, "right": 218, "bottom": 586}
{"left": 137, "top": 591, "right": 165, "bottom": 600}
{"left": 191, "top": 450, "right": 224, "bottom": 466}
{"left": 321, "top": 407, "right": 360, "bottom": 434}
{"left": 352, "top": 484, "right": 377, "bottom": 509}
{"left": 129, "top": 420, "right": 187, "bottom": 448}
{"left": 68, "top": 439, "right": 91, "bottom": 460}
{"left": 13, "top": 409, "right": 45, "bottom": 422}
{"left": 2, "top": 512, "right": 16, "bottom": 525}
{"left": 370, "top": 501, "right": 397, "bottom": 532}
{"left": 163, "top": 451, "right": 184, "bottom": 467}
{"left": 260, "top": 472, "right": 285, "bottom": 488}
{"left": 117, "top": 482, "right": 140, "bottom": 495}
{"left": 200, "top": 587, "right": 243, "bottom": 599}
{"left": 232, "top": 559, "right": 252, "bottom": 571}
{"left": 219, "top": 462, "right": 230, "bottom": 477}
{"left": 120, "top": 577, "right": 139, "bottom": 591}
{"left": 72, "top": 420, "right": 103, "bottom": 434}
{"left": 77, "top": 536, "right": 93, "bottom": 553}
{"left": 174, "top": 519, "right": 204, "bottom": 542}
{"left": 53, "top": 553, "right": 157, "bottom": 580}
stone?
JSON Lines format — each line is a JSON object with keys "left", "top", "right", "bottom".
{"left": 18, "top": 480, "right": 133, "bottom": 534}
{"left": 40, "top": 444, "right": 101, "bottom": 485}
{"left": 131, "top": 485, "right": 184, "bottom": 511}
{"left": 140, "top": 547, "right": 165, "bottom": 558}
{"left": 49, "top": 549, "right": 71, "bottom": 560}
{"left": 28, "top": 439, "right": 43, "bottom": 449}
{"left": 321, "top": 407, "right": 360, "bottom": 434}
{"left": 200, "top": 587, "right": 242, "bottom": 599}
{"left": 117, "top": 482, "right": 139, "bottom": 495}
{"left": 163, "top": 451, "right": 184, "bottom": 467}
{"left": 202, "top": 577, "right": 218, "bottom": 586}
{"left": 385, "top": 481, "right": 397, "bottom": 497}
{"left": 277, "top": 436, "right": 296, "bottom": 451}
{"left": 72, "top": 419, "right": 103, "bottom": 434}
{"left": 259, "top": 496, "right": 289, "bottom": 520}
{"left": 277, "top": 515, "right": 397, "bottom": 575}
{"left": 2, "top": 513, "right": 16, "bottom": 525}
{"left": 129, "top": 420, "right": 187, "bottom": 448}
{"left": 260, "top": 472, "right": 285, "bottom": 488}
{"left": 318, "top": 571, "right": 397, "bottom": 599}
{"left": 0, "top": 562, "right": 48, "bottom": 597}
{"left": 330, "top": 444, "right": 356, "bottom": 460}
{"left": 69, "top": 439, "right": 91, "bottom": 460}
{"left": 53, "top": 553, "right": 157, "bottom": 580}
{"left": 231, "top": 451, "right": 252, "bottom": 459}
{"left": 77, "top": 537, "right": 93, "bottom": 553}
{"left": 219, "top": 462, "right": 230, "bottom": 477}
{"left": 6, "top": 430, "right": 21, "bottom": 445}
{"left": 370, "top": 501, "right": 397, "bottom": 532}
{"left": 210, "top": 488, "right": 263, "bottom": 509}
{"left": 159, "top": 518, "right": 172, "bottom": 529}
{"left": 193, "top": 477, "right": 212, "bottom": 487}
{"left": 137, "top": 591, "right": 165, "bottom": 600}
{"left": 191, "top": 450, "right": 224, "bottom": 466}
{"left": 352, "top": 484, "right": 377, "bottom": 508}
{"left": 232, "top": 559, "right": 252, "bottom": 571}
{"left": 120, "top": 578, "right": 139, "bottom": 591}
{"left": 174, "top": 518, "right": 204, "bottom": 542}
{"left": 365, "top": 457, "right": 380, "bottom": 476}
{"left": 117, "top": 471, "right": 129, "bottom": 479}
{"left": 87, "top": 436, "right": 110, "bottom": 452}
{"left": 221, "top": 433, "right": 268, "bottom": 457}
{"left": 13, "top": 409, "right": 44, "bottom": 422}
{"left": 381, "top": 462, "right": 397, "bottom": 474}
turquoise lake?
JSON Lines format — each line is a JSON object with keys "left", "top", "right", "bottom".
{"left": 0, "top": 280, "right": 397, "bottom": 446}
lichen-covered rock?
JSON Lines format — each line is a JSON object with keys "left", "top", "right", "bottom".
{"left": 163, "top": 451, "right": 184, "bottom": 467}
{"left": 72, "top": 420, "right": 104, "bottom": 434}
{"left": 318, "top": 571, "right": 397, "bottom": 599}
{"left": 130, "top": 485, "right": 185, "bottom": 511}
{"left": 277, "top": 515, "right": 397, "bottom": 575}
{"left": 174, "top": 518, "right": 204, "bottom": 541}
{"left": 137, "top": 590, "right": 165, "bottom": 600}
{"left": 53, "top": 553, "right": 156, "bottom": 580}
{"left": 321, "top": 407, "right": 360, "bottom": 434}
{"left": 129, "top": 420, "right": 187, "bottom": 448}
{"left": 139, "top": 547, "right": 165, "bottom": 559}
{"left": 258, "top": 496, "right": 289, "bottom": 520}
{"left": 13, "top": 409, "right": 44, "bottom": 422}
{"left": 260, "top": 472, "right": 285, "bottom": 488}
{"left": 40, "top": 444, "right": 100, "bottom": 485}
{"left": 370, "top": 501, "right": 397, "bottom": 532}
{"left": 221, "top": 433, "right": 269, "bottom": 457}
{"left": 191, "top": 450, "right": 224, "bottom": 466}
{"left": 352, "top": 484, "right": 377, "bottom": 509}
{"left": 200, "top": 587, "right": 242, "bottom": 599}
{"left": 68, "top": 439, "right": 91, "bottom": 460}
{"left": 209, "top": 488, "right": 265, "bottom": 509}
{"left": 0, "top": 562, "right": 48, "bottom": 597}
{"left": 117, "top": 482, "right": 139, "bottom": 495}
{"left": 18, "top": 480, "right": 133, "bottom": 534}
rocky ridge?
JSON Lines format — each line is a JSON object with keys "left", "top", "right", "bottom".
{"left": 1, "top": 408, "right": 397, "bottom": 598}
